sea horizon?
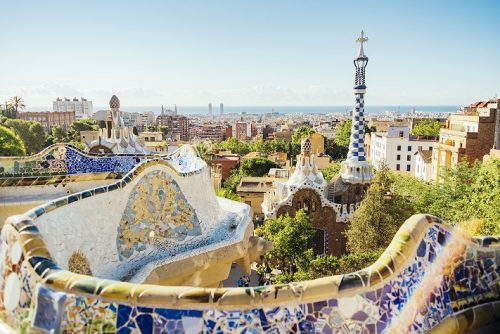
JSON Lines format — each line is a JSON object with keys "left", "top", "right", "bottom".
{"left": 25, "top": 105, "right": 460, "bottom": 115}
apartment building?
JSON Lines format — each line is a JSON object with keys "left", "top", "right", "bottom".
{"left": 369, "top": 125, "right": 436, "bottom": 173}
{"left": 432, "top": 99, "right": 499, "bottom": 181}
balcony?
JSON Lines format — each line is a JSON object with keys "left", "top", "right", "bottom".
{"left": 433, "top": 142, "right": 466, "bottom": 154}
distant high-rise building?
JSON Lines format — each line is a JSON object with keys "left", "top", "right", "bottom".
{"left": 53, "top": 97, "right": 92, "bottom": 119}
{"left": 208, "top": 103, "right": 212, "bottom": 117}
{"left": 220, "top": 103, "right": 224, "bottom": 116}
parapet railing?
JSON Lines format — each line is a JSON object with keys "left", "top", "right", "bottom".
{"left": 0, "top": 143, "right": 204, "bottom": 185}
{"left": 1, "top": 208, "right": 498, "bottom": 332}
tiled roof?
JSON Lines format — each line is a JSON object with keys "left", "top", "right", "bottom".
{"left": 416, "top": 149, "right": 432, "bottom": 163}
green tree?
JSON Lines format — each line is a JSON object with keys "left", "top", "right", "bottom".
{"left": 411, "top": 119, "right": 441, "bottom": 138}
{"left": 334, "top": 119, "right": 352, "bottom": 147}
{"left": 4, "top": 119, "right": 46, "bottom": 155}
{"left": 240, "top": 157, "right": 279, "bottom": 177}
{"left": 391, "top": 160, "right": 499, "bottom": 236}
{"left": 220, "top": 137, "right": 251, "bottom": 155}
{"left": 270, "top": 139, "right": 289, "bottom": 153}
{"left": 334, "top": 119, "right": 373, "bottom": 148}
{"left": 216, "top": 188, "right": 241, "bottom": 201}
{"left": 146, "top": 125, "right": 157, "bottom": 132}
{"left": 255, "top": 210, "right": 315, "bottom": 282}
{"left": 1, "top": 104, "right": 17, "bottom": 119}
{"left": 325, "top": 138, "right": 348, "bottom": 160}
{"left": 51, "top": 125, "right": 69, "bottom": 143}
{"left": 346, "top": 163, "right": 415, "bottom": 253}
{"left": 196, "top": 142, "right": 213, "bottom": 163}
{"left": 249, "top": 139, "right": 274, "bottom": 156}
{"left": 291, "top": 126, "right": 315, "bottom": 145}
{"left": 159, "top": 126, "right": 169, "bottom": 139}
{"left": 0, "top": 125, "right": 26, "bottom": 156}
{"left": 69, "top": 119, "right": 98, "bottom": 142}
{"left": 222, "top": 169, "right": 243, "bottom": 192}
{"left": 321, "top": 161, "right": 342, "bottom": 181}
{"left": 293, "top": 248, "right": 383, "bottom": 281}
{"left": 8, "top": 96, "right": 26, "bottom": 118}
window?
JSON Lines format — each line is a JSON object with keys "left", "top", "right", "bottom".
{"left": 418, "top": 146, "right": 422, "bottom": 150}
{"left": 406, "top": 165, "right": 411, "bottom": 171}
{"left": 408, "top": 145, "right": 412, "bottom": 151}
{"left": 399, "top": 131, "right": 404, "bottom": 137}
{"left": 396, "top": 164, "right": 400, "bottom": 171}
{"left": 397, "top": 145, "right": 401, "bottom": 151}
{"left": 397, "top": 155, "right": 401, "bottom": 161}
{"left": 407, "top": 155, "right": 411, "bottom": 161}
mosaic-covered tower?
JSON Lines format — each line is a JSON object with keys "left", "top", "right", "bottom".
{"left": 340, "top": 31, "right": 374, "bottom": 183}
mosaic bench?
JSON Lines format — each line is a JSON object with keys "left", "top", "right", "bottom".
{"left": 0, "top": 204, "right": 498, "bottom": 333}
{"left": 0, "top": 144, "right": 167, "bottom": 186}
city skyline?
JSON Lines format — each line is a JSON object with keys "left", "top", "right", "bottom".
{"left": 1, "top": 0, "right": 499, "bottom": 107}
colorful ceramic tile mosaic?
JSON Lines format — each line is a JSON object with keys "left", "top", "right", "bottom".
{"left": 0, "top": 149, "right": 498, "bottom": 333}
{"left": 118, "top": 170, "right": 201, "bottom": 260}
{"left": 0, "top": 144, "right": 154, "bottom": 184}
{"left": 0, "top": 212, "right": 498, "bottom": 333}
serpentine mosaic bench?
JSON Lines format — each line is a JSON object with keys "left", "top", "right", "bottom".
{"left": 1, "top": 192, "right": 498, "bottom": 334}
{"left": 0, "top": 144, "right": 167, "bottom": 187}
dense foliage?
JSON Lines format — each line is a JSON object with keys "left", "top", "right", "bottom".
{"left": 3, "top": 119, "right": 47, "bottom": 155}
{"left": 346, "top": 163, "right": 415, "bottom": 253}
{"left": 216, "top": 188, "right": 241, "bottom": 201}
{"left": 392, "top": 160, "right": 500, "bottom": 235}
{"left": 325, "top": 138, "right": 348, "bottom": 160}
{"left": 0, "top": 125, "right": 26, "bottom": 156}
{"left": 334, "top": 119, "right": 352, "bottom": 147}
{"left": 69, "top": 119, "right": 99, "bottom": 142}
{"left": 320, "top": 161, "right": 342, "bottom": 181}
{"left": 411, "top": 119, "right": 441, "bottom": 138}
{"left": 195, "top": 142, "right": 213, "bottom": 163}
{"left": 240, "top": 157, "right": 279, "bottom": 177}
{"left": 347, "top": 159, "right": 500, "bottom": 255}
{"left": 257, "top": 210, "right": 383, "bottom": 283}
{"left": 255, "top": 210, "right": 316, "bottom": 282}
{"left": 291, "top": 126, "right": 315, "bottom": 145}
{"left": 216, "top": 137, "right": 291, "bottom": 157}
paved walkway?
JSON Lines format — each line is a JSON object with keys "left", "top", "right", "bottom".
{"left": 222, "top": 263, "right": 260, "bottom": 287}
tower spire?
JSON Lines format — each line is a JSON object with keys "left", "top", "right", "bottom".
{"left": 340, "top": 31, "right": 374, "bottom": 184}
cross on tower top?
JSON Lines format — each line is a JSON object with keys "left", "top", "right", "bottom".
{"left": 356, "top": 30, "right": 368, "bottom": 58}
{"left": 356, "top": 30, "right": 368, "bottom": 46}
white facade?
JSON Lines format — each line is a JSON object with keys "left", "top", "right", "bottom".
{"left": 414, "top": 150, "right": 433, "bottom": 181}
{"left": 53, "top": 97, "right": 93, "bottom": 118}
{"left": 369, "top": 126, "right": 436, "bottom": 173}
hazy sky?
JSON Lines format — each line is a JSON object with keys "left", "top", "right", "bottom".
{"left": 1, "top": 0, "right": 499, "bottom": 107}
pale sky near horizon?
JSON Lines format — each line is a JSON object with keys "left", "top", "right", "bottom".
{"left": 1, "top": 0, "right": 499, "bottom": 107}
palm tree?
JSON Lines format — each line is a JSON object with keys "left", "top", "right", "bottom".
{"left": 9, "top": 96, "right": 25, "bottom": 118}
{"left": 196, "top": 141, "right": 213, "bottom": 164}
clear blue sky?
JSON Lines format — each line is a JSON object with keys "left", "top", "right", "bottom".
{"left": 1, "top": 0, "right": 499, "bottom": 107}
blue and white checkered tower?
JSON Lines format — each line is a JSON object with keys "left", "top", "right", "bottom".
{"left": 341, "top": 31, "right": 374, "bottom": 184}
